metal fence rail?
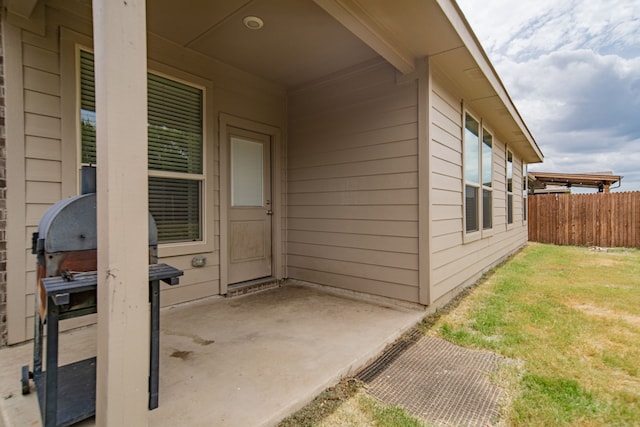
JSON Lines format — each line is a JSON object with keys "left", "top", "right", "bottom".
{"left": 528, "top": 192, "right": 640, "bottom": 248}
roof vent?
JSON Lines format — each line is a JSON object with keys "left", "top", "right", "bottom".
{"left": 464, "top": 67, "right": 484, "bottom": 80}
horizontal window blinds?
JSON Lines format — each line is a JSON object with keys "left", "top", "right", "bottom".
{"left": 149, "top": 178, "right": 201, "bottom": 243}
{"left": 80, "top": 50, "right": 96, "bottom": 164}
{"left": 79, "top": 50, "right": 203, "bottom": 244}
{"left": 148, "top": 73, "right": 202, "bottom": 174}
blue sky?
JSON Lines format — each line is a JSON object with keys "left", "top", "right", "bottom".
{"left": 457, "top": 0, "right": 640, "bottom": 192}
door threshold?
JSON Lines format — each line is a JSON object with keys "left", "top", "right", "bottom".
{"left": 226, "top": 277, "right": 279, "bottom": 298}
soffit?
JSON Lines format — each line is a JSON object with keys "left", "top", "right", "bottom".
{"left": 429, "top": 48, "right": 538, "bottom": 163}
{"left": 6, "top": 0, "right": 40, "bottom": 18}
{"left": 341, "top": 0, "right": 463, "bottom": 57}
{"left": 146, "top": 0, "right": 379, "bottom": 88}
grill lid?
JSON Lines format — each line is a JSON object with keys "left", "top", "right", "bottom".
{"left": 37, "top": 193, "right": 158, "bottom": 253}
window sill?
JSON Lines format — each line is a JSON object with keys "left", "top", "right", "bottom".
{"left": 158, "top": 239, "right": 214, "bottom": 258}
{"left": 464, "top": 227, "right": 497, "bottom": 244}
{"left": 463, "top": 230, "right": 482, "bottom": 244}
{"left": 482, "top": 227, "right": 496, "bottom": 239}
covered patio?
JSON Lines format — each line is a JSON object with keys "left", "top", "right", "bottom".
{"left": 0, "top": 283, "right": 424, "bottom": 426}
{"left": 2, "top": 0, "right": 542, "bottom": 424}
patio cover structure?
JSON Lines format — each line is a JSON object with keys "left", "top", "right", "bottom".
{"left": 529, "top": 171, "right": 622, "bottom": 193}
{"left": 3, "top": 0, "right": 542, "bottom": 425}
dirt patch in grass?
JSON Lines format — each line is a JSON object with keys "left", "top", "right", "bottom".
{"left": 568, "top": 302, "right": 640, "bottom": 326}
{"left": 316, "top": 391, "right": 376, "bottom": 427}
{"left": 277, "top": 378, "right": 427, "bottom": 427}
{"left": 316, "top": 391, "right": 430, "bottom": 427}
{"left": 586, "top": 254, "right": 624, "bottom": 267}
{"left": 278, "top": 378, "right": 363, "bottom": 427}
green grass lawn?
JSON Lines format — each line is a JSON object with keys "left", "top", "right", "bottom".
{"left": 433, "top": 243, "right": 640, "bottom": 426}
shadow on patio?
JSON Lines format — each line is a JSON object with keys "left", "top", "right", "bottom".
{"left": 0, "top": 282, "right": 424, "bottom": 427}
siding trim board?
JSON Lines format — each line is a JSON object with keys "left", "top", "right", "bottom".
{"left": 0, "top": 10, "right": 7, "bottom": 347}
{"left": 418, "top": 57, "right": 432, "bottom": 305}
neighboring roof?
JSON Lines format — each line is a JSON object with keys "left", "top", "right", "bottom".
{"left": 531, "top": 186, "right": 572, "bottom": 195}
{"left": 529, "top": 171, "right": 622, "bottom": 190}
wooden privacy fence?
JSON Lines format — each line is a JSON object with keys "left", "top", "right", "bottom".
{"left": 528, "top": 192, "right": 640, "bottom": 248}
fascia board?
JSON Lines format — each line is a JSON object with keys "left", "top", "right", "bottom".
{"left": 435, "top": 0, "right": 543, "bottom": 162}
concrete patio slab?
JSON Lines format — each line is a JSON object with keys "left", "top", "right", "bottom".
{"left": 0, "top": 282, "right": 424, "bottom": 427}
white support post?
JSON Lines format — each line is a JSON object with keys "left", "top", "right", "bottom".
{"left": 92, "top": 0, "right": 149, "bottom": 425}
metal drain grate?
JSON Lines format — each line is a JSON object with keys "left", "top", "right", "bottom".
{"left": 360, "top": 335, "right": 511, "bottom": 427}
{"left": 356, "top": 328, "right": 423, "bottom": 383}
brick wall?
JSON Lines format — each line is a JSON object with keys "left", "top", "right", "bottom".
{"left": 0, "top": 9, "right": 7, "bottom": 347}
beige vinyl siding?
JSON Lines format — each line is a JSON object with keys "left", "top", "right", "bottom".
{"left": 512, "top": 158, "right": 524, "bottom": 222}
{"left": 7, "top": 3, "right": 286, "bottom": 343}
{"left": 430, "top": 75, "right": 528, "bottom": 304}
{"left": 493, "top": 140, "right": 507, "bottom": 229}
{"left": 287, "top": 60, "right": 420, "bottom": 303}
{"left": 21, "top": 27, "right": 62, "bottom": 339}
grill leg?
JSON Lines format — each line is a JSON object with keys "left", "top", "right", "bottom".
{"left": 44, "top": 302, "right": 60, "bottom": 427}
{"left": 148, "top": 279, "right": 160, "bottom": 410}
{"left": 34, "top": 308, "right": 44, "bottom": 375}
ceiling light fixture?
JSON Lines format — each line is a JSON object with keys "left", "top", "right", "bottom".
{"left": 243, "top": 16, "right": 264, "bottom": 30}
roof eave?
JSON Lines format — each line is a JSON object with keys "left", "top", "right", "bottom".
{"left": 314, "top": 0, "right": 543, "bottom": 164}
{"left": 435, "top": 0, "right": 543, "bottom": 163}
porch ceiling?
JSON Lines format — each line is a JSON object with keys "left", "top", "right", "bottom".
{"left": 24, "top": 0, "right": 538, "bottom": 163}
{"left": 145, "top": 0, "right": 541, "bottom": 163}
{"left": 146, "top": 0, "right": 380, "bottom": 88}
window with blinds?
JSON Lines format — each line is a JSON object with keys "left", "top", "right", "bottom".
{"left": 79, "top": 50, "right": 204, "bottom": 244}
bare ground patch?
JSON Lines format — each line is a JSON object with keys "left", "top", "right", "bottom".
{"left": 568, "top": 302, "right": 640, "bottom": 326}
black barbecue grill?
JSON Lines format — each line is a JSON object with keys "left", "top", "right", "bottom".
{"left": 22, "top": 167, "right": 183, "bottom": 427}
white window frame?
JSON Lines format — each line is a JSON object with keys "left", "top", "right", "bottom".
{"left": 463, "top": 110, "right": 494, "bottom": 242}
{"left": 481, "top": 125, "right": 494, "bottom": 234}
{"left": 522, "top": 162, "right": 528, "bottom": 223}
{"left": 506, "top": 149, "right": 514, "bottom": 227}
{"left": 73, "top": 44, "right": 214, "bottom": 257}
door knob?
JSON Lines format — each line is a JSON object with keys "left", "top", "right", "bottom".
{"left": 266, "top": 210, "right": 273, "bottom": 215}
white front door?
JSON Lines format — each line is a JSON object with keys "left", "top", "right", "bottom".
{"left": 227, "top": 128, "right": 272, "bottom": 284}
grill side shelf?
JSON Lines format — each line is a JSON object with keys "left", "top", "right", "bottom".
{"left": 40, "top": 263, "right": 184, "bottom": 301}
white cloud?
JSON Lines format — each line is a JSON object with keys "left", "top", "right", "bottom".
{"left": 496, "top": 51, "right": 640, "bottom": 132}
{"left": 459, "top": 0, "right": 640, "bottom": 58}
{"left": 457, "top": 0, "right": 640, "bottom": 191}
